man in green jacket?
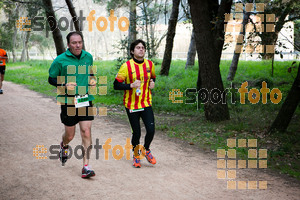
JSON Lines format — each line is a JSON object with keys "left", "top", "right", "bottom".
{"left": 48, "top": 31, "right": 96, "bottom": 178}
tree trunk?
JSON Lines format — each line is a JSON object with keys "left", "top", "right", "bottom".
{"left": 227, "top": 53, "right": 241, "bottom": 80}
{"left": 261, "top": 32, "right": 279, "bottom": 60}
{"left": 271, "top": 55, "right": 274, "bottom": 77}
{"left": 212, "top": 0, "right": 232, "bottom": 61}
{"left": 127, "top": 0, "right": 137, "bottom": 58}
{"left": 11, "top": 3, "right": 20, "bottom": 62}
{"left": 188, "top": 0, "right": 231, "bottom": 122}
{"left": 12, "top": 25, "right": 18, "bottom": 62}
{"left": 26, "top": 31, "right": 30, "bottom": 60}
{"left": 20, "top": 31, "right": 30, "bottom": 62}
{"left": 150, "top": 23, "right": 156, "bottom": 58}
{"left": 42, "top": 0, "right": 65, "bottom": 56}
{"left": 227, "top": 0, "right": 252, "bottom": 81}
{"left": 65, "top": 0, "right": 86, "bottom": 50}
{"left": 185, "top": 29, "right": 196, "bottom": 69}
{"left": 20, "top": 33, "right": 26, "bottom": 62}
{"left": 269, "top": 64, "right": 300, "bottom": 133}
{"left": 160, "top": 0, "right": 180, "bottom": 76}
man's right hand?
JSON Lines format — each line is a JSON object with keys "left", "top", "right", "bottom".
{"left": 130, "top": 80, "right": 141, "bottom": 88}
{"left": 65, "top": 82, "right": 77, "bottom": 90}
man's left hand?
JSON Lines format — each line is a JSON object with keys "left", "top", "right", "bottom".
{"left": 89, "top": 78, "right": 97, "bottom": 87}
{"left": 149, "top": 79, "right": 155, "bottom": 89}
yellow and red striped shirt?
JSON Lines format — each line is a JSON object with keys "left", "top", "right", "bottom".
{"left": 116, "top": 59, "right": 156, "bottom": 110}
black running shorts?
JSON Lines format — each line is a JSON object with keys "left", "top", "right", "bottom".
{"left": 0, "top": 65, "right": 5, "bottom": 75}
{"left": 60, "top": 101, "right": 94, "bottom": 126}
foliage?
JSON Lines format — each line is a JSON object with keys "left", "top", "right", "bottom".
{"left": 254, "top": 0, "right": 300, "bottom": 59}
{"left": 93, "top": 0, "right": 171, "bottom": 60}
{"left": 294, "top": 20, "right": 300, "bottom": 51}
{"left": 93, "top": 0, "right": 129, "bottom": 12}
{"left": 112, "top": 36, "right": 131, "bottom": 69}
{"left": 0, "top": 2, "right": 17, "bottom": 51}
{"left": 29, "top": 33, "right": 53, "bottom": 55}
{"left": 0, "top": 0, "right": 50, "bottom": 59}
{"left": 0, "top": 23, "right": 14, "bottom": 50}
{"left": 137, "top": 0, "right": 170, "bottom": 59}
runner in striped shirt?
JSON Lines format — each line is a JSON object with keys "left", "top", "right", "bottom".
{"left": 114, "top": 39, "right": 157, "bottom": 168}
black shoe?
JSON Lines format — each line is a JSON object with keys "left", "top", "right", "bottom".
{"left": 0, "top": 89, "right": 3, "bottom": 94}
{"left": 82, "top": 165, "right": 95, "bottom": 178}
{"left": 59, "top": 142, "right": 69, "bottom": 166}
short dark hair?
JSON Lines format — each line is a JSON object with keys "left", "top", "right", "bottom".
{"left": 130, "top": 39, "right": 146, "bottom": 58}
{"left": 66, "top": 31, "right": 83, "bottom": 44}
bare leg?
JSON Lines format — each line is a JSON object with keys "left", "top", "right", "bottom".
{"left": 79, "top": 121, "right": 92, "bottom": 167}
{"left": 0, "top": 74, "right": 4, "bottom": 89}
{"left": 62, "top": 125, "right": 76, "bottom": 146}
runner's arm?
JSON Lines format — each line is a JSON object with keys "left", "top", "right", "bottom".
{"left": 0, "top": 54, "right": 8, "bottom": 59}
{"left": 48, "top": 60, "right": 63, "bottom": 87}
{"left": 113, "top": 79, "right": 132, "bottom": 90}
{"left": 48, "top": 76, "right": 58, "bottom": 87}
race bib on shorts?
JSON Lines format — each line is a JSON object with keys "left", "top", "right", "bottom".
{"left": 74, "top": 94, "right": 89, "bottom": 108}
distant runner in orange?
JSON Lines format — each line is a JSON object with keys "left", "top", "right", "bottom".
{"left": 0, "top": 48, "right": 8, "bottom": 94}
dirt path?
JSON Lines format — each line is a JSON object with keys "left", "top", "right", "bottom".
{"left": 0, "top": 81, "right": 299, "bottom": 200}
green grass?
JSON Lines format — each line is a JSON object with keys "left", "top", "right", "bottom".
{"left": 5, "top": 59, "right": 300, "bottom": 179}
{"left": 6, "top": 60, "right": 56, "bottom": 96}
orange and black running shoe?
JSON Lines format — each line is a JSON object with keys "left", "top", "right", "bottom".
{"left": 145, "top": 150, "right": 156, "bottom": 165}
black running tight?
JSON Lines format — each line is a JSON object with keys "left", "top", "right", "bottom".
{"left": 125, "top": 106, "right": 155, "bottom": 151}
